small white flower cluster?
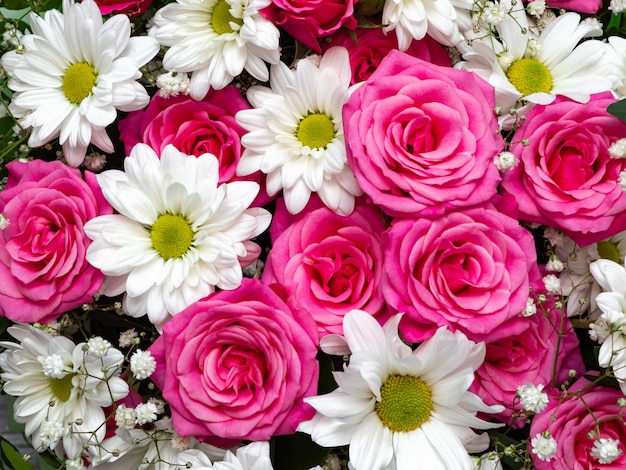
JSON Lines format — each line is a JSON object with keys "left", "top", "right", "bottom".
{"left": 591, "top": 437, "right": 623, "bottom": 464}
{"left": 130, "top": 349, "right": 157, "bottom": 380}
{"left": 609, "top": 138, "right": 626, "bottom": 159}
{"left": 493, "top": 151, "right": 518, "bottom": 171}
{"left": 522, "top": 297, "right": 537, "bottom": 317}
{"left": 610, "top": 0, "right": 626, "bottom": 13}
{"left": 542, "top": 274, "right": 561, "bottom": 294}
{"left": 156, "top": 71, "right": 191, "bottom": 98}
{"left": 517, "top": 383, "right": 548, "bottom": 413}
{"left": 531, "top": 431, "right": 557, "bottom": 461}
{"left": 115, "top": 402, "right": 160, "bottom": 429}
{"left": 1, "top": 27, "right": 23, "bottom": 49}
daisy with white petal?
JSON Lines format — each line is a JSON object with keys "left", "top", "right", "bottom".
{"left": 0, "top": 325, "right": 128, "bottom": 459}
{"left": 457, "top": 9, "right": 613, "bottom": 126}
{"left": 150, "top": 0, "right": 280, "bottom": 100}
{"left": 84, "top": 144, "right": 271, "bottom": 329}
{"left": 0, "top": 0, "right": 158, "bottom": 166}
{"left": 236, "top": 47, "right": 362, "bottom": 216}
{"left": 382, "top": 0, "right": 474, "bottom": 50}
{"left": 298, "top": 310, "right": 503, "bottom": 470}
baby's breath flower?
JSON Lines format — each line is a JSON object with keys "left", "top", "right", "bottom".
{"left": 543, "top": 274, "right": 561, "bottom": 293}
{"left": 115, "top": 404, "right": 137, "bottom": 430}
{"left": 135, "top": 402, "right": 159, "bottom": 425}
{"left": 39, "top": 420, "right": 65, "bottom": 450}
{"left": 544, "top": 227, "right": 564, "bottom": 247}
{"left": 130, "top": 350, "right": 157, "bottom": 380}
{"left": 546, "top": 255, "right": 565, "bottom": 272}
{"left": 609, "top": 139, "right": 626, "bottom": 159}
{"left": 517, "top": 383, "right": 548, "bottom": 413}
{"left": 0, "top": 214, "right": 9, "bottom": 230}
{"left": 119, "top": 329, "right": 138, "bottom": 348}
{"left": 83, "top": 152, "right": 107, "bottom": 172}
{"left": 619, "top": 170, "right": 626, "bottom": 192}
{"left": 591, "top": 438, "right": 622, "bottom": 464}
{"left": 494, "top": 151, "right": 518, "bottom": 171}
{"left": 527, "top": 0, "right": 546, "bottom": 16}
{"left": 87, "top": 337, "right": 111, "bottom": 358}
{"left": 531, "top": 432, "right": 557, "bottom": 461}
{"left": 522, "top": 297, "right": 537, "bottom": 317}
{"left": 40, "top": 354, "right": 66, "bottom": 379}
{"left": 156, "top": 71, "right": 190, "bottom": 98}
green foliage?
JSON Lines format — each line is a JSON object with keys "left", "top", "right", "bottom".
{"left": 608, "top": 99, "right": 626, "bottom": 123}
{"left": 0, "top": 438, "right": 35, "bottom": 470}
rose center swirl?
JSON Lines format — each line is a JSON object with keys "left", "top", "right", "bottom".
{"left": 375, "top": 374, "right": 433, "bottom": 432}
{"left": 150, "top": 213, "right": 194, "bottom": 260}
{"left": 63, "top": 62, "right": 97, "bottom": 105}
{"left": 211, "top": 0, "right": 243, "bottom": 35}
{"left": 296, "top": 113, "right": 336, "bottom": 150}
{"left": 506, "top": 58, "right": 553, "bottom": 96}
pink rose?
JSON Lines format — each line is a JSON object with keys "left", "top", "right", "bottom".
{"left": 263, "top": 196, "right": 388, "bottom": 337}
{"left": 529, "top": 377, "right": 626, "bottom": 469}
{"left": 149, "top": 279, "right": 319, "bottom": 441}
{"left": 0, "top": 160, "right": 112, "bottom": 323}
{"left": 470, "top": 294, "right": 584, "bottom": 427}
{"left": 542, "top": 0, "right": 600, "bottom": 14}
{"left": 261, "top": 0, "right": 357, "bottom": 53}
{"left": 324, "top": 27, "right": 450, "bottom": 84}
{"left": 501, "top": 93, "right": 626, "bottom": 247}
{"left": 382, "top": 204, "right": 542, "bottom": 343}
{"left": 119, "top": 87, "right": 248, "bottom": 185}
{"left": 343, "top": 50, "right": 503, "bottom": 217}
{"left": 93, "top": 0, "right": 152, "bottom": 15}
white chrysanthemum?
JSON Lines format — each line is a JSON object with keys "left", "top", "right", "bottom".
{"left": 0, "top": 324, "right": 129, "bottom": 459}
{"left": 382, "top": 0, "right": 474, "bottom": 50}
{"left": 236, "top": 47, "right": 362, "bottom": 216}
{"left": 0, "top": 0, "right": 158, "bottom": 166}
{"left": 150, "top": 0, "right": 280, "bottom": 100}
{"left": 84, "top": 144, "right": 271, "bottom": 329}
{"left": 456, "top": 10, "right": 613, "bottom": 126}
{"left": 298, "top": 310, "right": 503, "bottom": 470}
{"left": 589, "top": 258, "right": 626, "bottom": 393}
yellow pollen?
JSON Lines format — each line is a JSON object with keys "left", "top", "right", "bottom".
{"left": 48, "top": 374, "right": 75, "bottom": 403}
{"left": 211, "top": 0, "right": 243, "bottom": 35}
{"left": 375, "top": 375, "right": 433, "bottom": 432}
{"left": 598, "top": 241, "right": 621, "bottom": 263}
{"left": 150, "top": 214, "right": 194, "bottom": 260}
{"left": 296, "top": 113, "right": 336, "bottom": 150}
{"left": 506, "top": 58, "right": 553, "bottom": 97}
{"left": 62, "top": 62, "right": 97, "bottom": 105}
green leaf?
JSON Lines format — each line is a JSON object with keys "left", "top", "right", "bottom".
{"left": 607, "top": 100, "right": 626, "bottom": 123}
{"left": 5, "top": 396, "right": 25, "bottom": 434}
{"left": 271, "top": 432, "right": 329, "bottom": 470}
{"left": 38, "top": 451, "right": 61, "bottom": 470}
{"left": 0, "top": 1, "right": 30, "bottom": 11}
{"left": 0, "top": 438, "right": 35, "bottom": 470}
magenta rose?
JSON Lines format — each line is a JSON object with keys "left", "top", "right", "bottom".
{"left": 263, "top": 196, "right": 388, "bottom": 337}
{"left": 542, "top": 0, "right": 600, "bottom": 14}
{"left": 93, "top": 0, "right": 152, "bottom": 15}
{"left": 261, "top": 0, "right": 357, "bottom": 53}
{"left": 0, "top": 160, "right": 112, "bottom": 323}
{"left": 501, "top": 93, "right": 626, "bottom": 247}
{"left": 382, "top": 204, "right": 542, "bottom": 343}
{"left": 149, "top": 278, "right": 319, "bottom": 441}
{"left": 324, "top": 27, "right": 451, "bottom": 84}
{"left": 529, "top": 377, "right": 626, "bottom": 469}
{"left": 470, "top": 294, "right": 584, "bottom": 427}
{"left": 343, "top": 50, "right": 503, "bottom": 217}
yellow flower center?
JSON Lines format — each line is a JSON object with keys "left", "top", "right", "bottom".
{"left": 150, "top": 214, "right": 194, "bottom": 260}
{"left": 598, "top": 241, "right": 621, "bottom": 263}
{"left": 375, "top": 375, "right": 433, "bottom": 432}
{"left": 62, "top": 62, "right": 97, "bottom": 105}
{"left": 211, "top": 0, "right": 243, "bottom": 35}
{"left": 506, "top": 58, "right": 553, "bottom": 97}
{"left": 48, "top": 374, "right": 75, "bottom": 403}
{"left": 297, "top": 113, "right": 336, "bottom": 150}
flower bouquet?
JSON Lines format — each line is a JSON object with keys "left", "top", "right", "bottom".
{"left": 1, "top": 0, "right": 626, "bottom": 468}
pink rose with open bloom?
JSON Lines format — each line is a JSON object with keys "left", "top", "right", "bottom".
{"left": 0, "top": 160, "right": 112, "bottom": 324}
{"left": 382, "top": 203, "right": 542, "bottom": 343}
{"left": 263, "top": 196, "right": 388, "bottom": 337}
{"left": 93, "top": 0, "right": 152, "bottom": 16}
{"left": 343, "top": 50, "right": 503, "bottom": 218}
{"left": 149, "top": 278, "right": 319, "bottom": 442}
{"left": 542, "top": 0, "right": 601, "bottom": 14}
{"left": 261, "top": 0, "right": 357, "bottom": 53}
{"left": 501, "top": 93, "right": 626, "bottom": 247}
{"left": 470, "top": 294, "right": 585, "bottom": 427}
{"left": 324, "top": 27, "right": 451, "bottom": 84}
{"left": 530, "top": 377, "right": 626, "bottom": 469}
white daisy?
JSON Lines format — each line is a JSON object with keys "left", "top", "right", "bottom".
{"left": 0, "top": 0, "right": 158, "bottom": 167}
{"left": 149, "top": 0, "right": 280, "bottom": 100}
{"left": 382, "top": 0, "right": 474, "bottom": 49}
{"left": 298, "top": 310, "right": 503, "bottom": 470}
{"left": 456, "top": 10, "right": 612, "bottom": 124}
{"left": 236, "top": 47, "right": 362, "bottom": 216}
{"left": 84, "top": 144, "right": 271, "bottom": 329}
{"left": 0, "top": 324, "right": 128, "bottom": 459}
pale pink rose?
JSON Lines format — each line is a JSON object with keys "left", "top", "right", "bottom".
{"left": 263, "top": 196, "right": 389, "bottom": 337}
{"left": 501, "top": 93, "right": 626, "bottom": 247}
{"left": 470, "top": 294, "right": 584, "bottom": 427}
{"left": 93, "top": 0, "right": 152, "bottom": 16}
{"left": 261, "top": 0, "right": 357, "bottom": 53}
{"left": 323, "top": 27, "right": 450, "bottom": 84}
{"left": 0, "top": 160, "right": 112, "bottom": 323}
{"left": 343, "top": 50, "right": 503, "bottom": 218}
{"left": 149, "top": 279, "right": 319, "bottom": 441}
{"left": 542, "top": 0, "right": 601, "bottom": 14}
{"left": 382, "top": 204, "right": 542, "bottom": 343}
{"left": 530, "top": 377, "right": 626, "bottom": 469}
